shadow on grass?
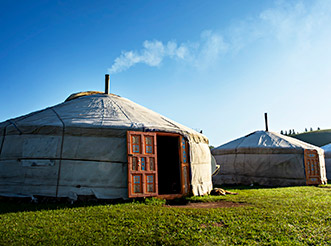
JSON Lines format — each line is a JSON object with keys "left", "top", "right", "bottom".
{"left": 0, "top": 196, "right": 147, "bottom": 215}
{"left": 214, "top": 184, "right": 271, "bottom": 190}
{"left": 215, "top": 184, "right": 330, "bottom": 190}
{"left": 3, "top": 184, "right": 322, "bottom": 214}
{"left": 0, "top": 194, "right": 224, "bottom": 214}
{"left": 212, "top": 184, "right": 313, "bottom": 190}
{"left": 165, "top": 197, "right": 190, "bottom": 206}
{"left": 318, "top": 184, "right": 331, "bottom": 189}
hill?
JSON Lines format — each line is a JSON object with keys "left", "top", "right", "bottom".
{"left": 291, "top": 129, "right": 331, "bottom": 147}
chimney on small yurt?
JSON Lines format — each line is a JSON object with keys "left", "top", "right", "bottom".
{"left": 105, "top": 74, "right": 110, "bottom": 94}
{"left": 264, "top": 112, "right": 269, "bottom": 132}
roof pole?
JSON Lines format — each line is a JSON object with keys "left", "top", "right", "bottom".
{"left": 264, "top": 112, "right": 269, "bottom": 132}
{"left": 105, "top": 74, "right": 110, "bottom": 94}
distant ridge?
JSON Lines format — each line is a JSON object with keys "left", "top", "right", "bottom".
{"left": 291, "top": 129, "right": 331, "bottom": 147}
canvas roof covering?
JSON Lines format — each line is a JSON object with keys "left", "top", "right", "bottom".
{"left": 212, "top": 131, "right": 327, "bottom": 186}
{"left": 212, "top": 131, "right": 323, "bottom": 154}
{"left": 321, "top": 143, "right": 331, "bottom": 181}
{"left": 0, "top": 93, "right": 208, "bottom": 142}
{"left": 0, "top": 93, "right": 212, "bottom": 199}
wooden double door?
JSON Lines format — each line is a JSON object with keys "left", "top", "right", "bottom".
{"left": 304, "top": 149, "right": 322, "bottom": 185}
{"left": 127, "top": 131, "right": 190, "bottom": 198}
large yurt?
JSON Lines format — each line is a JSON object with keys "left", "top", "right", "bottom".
{"left": 0, "top": 88, "right": 212, "bottom": 200}
{"left": 212, "top": 130, "right": 327, "bottom": 186}
{"left": 321, "top": 143, "right": 331, "bottom": 181}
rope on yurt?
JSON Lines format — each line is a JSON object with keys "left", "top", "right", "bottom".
{"left": 111, "top": 98, "right": 134, "bottom": 124}
{"left": 233, "top": 135, "right": 248, "bottom": 180}
{"left": 0, "top": 123, "right": 10, "bottom": 156}
{"left": 0, "top": 121, "right": 22, "bottom": 157}
{"left": 8, "top": 120, "right": 22, "bottom": 135}
{"left": 51, "top": 108, "right": 65, "bottom": 198}
{"left": 160, "top": 116, "right": 181, "bottom": 130}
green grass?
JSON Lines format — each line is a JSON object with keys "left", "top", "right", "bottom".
{"left": 0, "top": 186, "right": 330, "bottom": 245}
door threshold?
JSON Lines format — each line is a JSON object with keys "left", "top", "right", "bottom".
{"left": 158, "top": 194, "right": 183, "bottom": 199}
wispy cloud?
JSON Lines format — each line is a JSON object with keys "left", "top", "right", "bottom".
{"left": 259, "top": 1, "right": 331, "bottom": 46}
{"left": 108, "top": 31, "right": 227, "bottom": 74}
{"left": 258, "top": 0, "right": 331, "bottom": 75}
{"left": 194, "top": 30, "right": 228, "bottom": 69}
{"left": 109, "top": 0, "right": 331, "bottom": 75}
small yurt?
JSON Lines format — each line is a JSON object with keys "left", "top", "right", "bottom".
{"left": 321, "top": 143, "right": 331, "bottom": 181}
{"left": 0, "top": 83, "right": 212, "bottom": 200}
{"left": 212, "top": 130, "right": 327, "bottom": 186}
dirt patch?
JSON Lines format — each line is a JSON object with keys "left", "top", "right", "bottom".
{"left": 319, "top": 185, "right": 331, "bottom": 189}
{"left": 164, "top": 201, "right": 247, "bottom": 208}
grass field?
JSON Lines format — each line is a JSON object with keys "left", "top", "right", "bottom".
{"left": 0, "top": 186, "right": 330, "bottom": 245}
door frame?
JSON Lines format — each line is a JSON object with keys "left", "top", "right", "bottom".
{"left": 304, "top": 149, "right": 321, "bottom": 185}
{"left": 127, "top": 131, "right": 190, "bottom": 198}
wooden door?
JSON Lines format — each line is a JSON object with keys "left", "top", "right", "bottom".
{"left": 127, "top": 131, "right": 158, "bottom": 198}
{"left": 180, "top": 136, "right": 190, "bottom": 194}
{"left": 304, "top": 149, "right": 321, "bottom": 185}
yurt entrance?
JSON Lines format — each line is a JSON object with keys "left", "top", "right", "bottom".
{"left": 157, "top": 135, "right": 181, "bottom": 194}
{"left": 127, "top": 131, "right": 190, "bottom": 198}
{"left": 304, "top": 149, "right": 322, "bottom": 185}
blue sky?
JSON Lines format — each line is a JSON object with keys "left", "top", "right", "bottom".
{"left": 0, "top": 0, "right": 330, "bottom": 146}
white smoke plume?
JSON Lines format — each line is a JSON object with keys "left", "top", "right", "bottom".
{"left": 108, "top": 31, "right": 227, "bottom": 74}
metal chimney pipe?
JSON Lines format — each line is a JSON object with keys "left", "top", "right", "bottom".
{"left": 105, "top": 74, "right": 110, "bottom": 94}
{"left": 264, "top": 113, "right": 269, "bottom": 132}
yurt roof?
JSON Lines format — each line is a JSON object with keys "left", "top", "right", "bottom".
{"left": 212, "top": 130, "right": 321, "bottom": 155}
{"left": 0, "top": 93, "right": 207, "bottom": 143}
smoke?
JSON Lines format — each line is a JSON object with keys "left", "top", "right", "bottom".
{"left": 108, "top": 31, "right": 227, "bottom": 74}
{"left": 108, "top": 40, "right": 188, "bottom": 74}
